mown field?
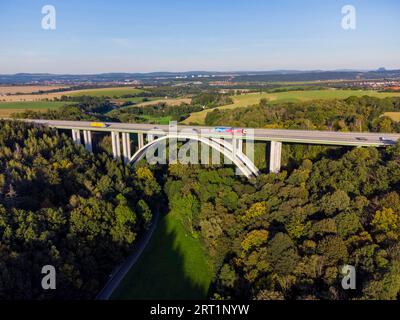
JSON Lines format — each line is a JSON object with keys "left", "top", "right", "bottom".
{"left": 0, "top": 85, "right": 69, "bottom": 95}
{"left": 383, "top": 112, "right": 400, "bottom": 122}
{"left": 136, "top": 97, "right": 192, "bottom": 107}
{"left": 0, "top": 101, "right": 68, "bottom": 117}
{"left": 0, "top": 86, "right": 145, "bottom": 102}
{"left": 113, "top": 97, "right": 191, "bottom": 107}
{"left": 112, "top": 211, "right": 213, "bottom": 300}
{"left": 67, "top": 87, "right": 144, "bottom": 97}
{"left": 183, "top": 89, "right": 400, "bottom": 124}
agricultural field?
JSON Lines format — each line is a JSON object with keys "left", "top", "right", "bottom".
{"left": 183, "top": 89, "right": 400, "bottom": 124}
{"left": 136, "top": 97, "right": 192, "bottom": 107}
{"left": 112, "top": 97, "right": 161, "bottom": 105}
{"left": 67, "top": 87, "right": 144, "bottom": 97}
{"left": 0, "top": 101, "right": 67, "bottom": 117}
{"left": 0, "top": 86, "right": 144, "bottom": 102}
{"left": 0, "top": 85, "right": 69, "bottom": 95}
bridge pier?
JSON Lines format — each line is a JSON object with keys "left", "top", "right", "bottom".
{"left": 83, "top": 130, "right": 93, "bottom": 152}
{"left": 71, "top": 129, "right": 81, "bottom": 145}
{"left": 111, "top": 131, "right": 121, "bottom": 159}
{"left": 269, "top": 141, "right": 282, "bottom": 173}
{"left": 138, "top": 133, "right": 144, "bottom": 149}
{"left": 122, "top": 133, "right": 131, "bottom": 164}
{"left": 237, "top": 139, "right": 243, "bottom": 154}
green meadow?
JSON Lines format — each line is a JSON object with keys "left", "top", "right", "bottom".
{"left": 112, "top": 211, "right": 213, "bottom": 300}
{"left": 68, "top": 87, "right": 144, "bottom": 98}
{"left": 0, "top": 101, "right": 67, "bottom": 117}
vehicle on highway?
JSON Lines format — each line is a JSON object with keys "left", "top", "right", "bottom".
{"left": 356, "top": 137, "right": 368, "bottom": 141}
{"left": 90, "top": 122, "right": 109, "bottom": 128}
{"left": 213, "top": 127, "right": 247, "bottom": 134}
{"left": 379, "top": 137, "right": 392, "bottom": 143}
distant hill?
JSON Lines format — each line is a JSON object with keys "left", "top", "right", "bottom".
{"left": 1, "top": 69, "right": 399, "bottom": 84}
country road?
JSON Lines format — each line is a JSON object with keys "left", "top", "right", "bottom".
{"left": 96, "top": 207, "right": 160, "bottom": 300}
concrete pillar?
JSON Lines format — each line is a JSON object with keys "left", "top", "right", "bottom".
{"left": 111, "top": 131, "right": 117, "bottom": 158}
{"left": 147, "top": 134, "right": 154, "bottom": 143}
{"left": 269, "top": 141, "right": 282, "bottom": 173}
{"left": 111, "top": 131, "right": 121, "bottom": 159}
{"left": 232, "top": 138, "right": 237, "bottom": 158}
{"left": 237, "top": 139, "right": 243, "bottom": 154}
{"left": 72, "top": 129, "right": 81, "bottom": 145}
{"left": 83, "top": 130, "right": 93, "bottom": 152}
{"left": 138, "top": 133, "right": 144, "bottom": 149}
{"left": 122, "top": 132, "right": 131, "bottom": 164}
{"left": 116, "top": 133, "right": 121, "bottom": 158}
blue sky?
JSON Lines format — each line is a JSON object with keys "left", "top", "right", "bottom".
{"left": 0, "top": 0, "right": 399, "bottom": 73}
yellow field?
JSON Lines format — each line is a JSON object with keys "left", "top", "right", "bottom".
{"left": 183, "top": 89, "right": 400, "bottom": 124}
{"left": 67, "top": 87, "right": 144, "bottom": 97}
{"left": 0, "top": 86, "right": 144, "bottom": 102}
{"left": 0, "top": 85, "right": 69, "bottom": 95}
{"left": 136, "top": 97, "right": 192, "bottom": 107}
{"left": 383, "top": 112, "right": 400, "bottom": 122}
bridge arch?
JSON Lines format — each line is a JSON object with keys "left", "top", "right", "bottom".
{"left": 129, "top": 134, "right": 260, "bottom": 178}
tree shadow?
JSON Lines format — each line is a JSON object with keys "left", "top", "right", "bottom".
{"left": 112, "top": 212, "right": 210, "bottom": 300}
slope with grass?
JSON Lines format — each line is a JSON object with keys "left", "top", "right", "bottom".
{"left": 112, "top": 211, "right": 213, "bottom": 300}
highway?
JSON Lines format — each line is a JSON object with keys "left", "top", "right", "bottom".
{"left": 16, "top": 119, "right": 400, "bottom": 147}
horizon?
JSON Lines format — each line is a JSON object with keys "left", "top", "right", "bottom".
{"left": 1, "top": 67, "right": 398, "bottom": 77}
{"left": 1, "top": 0, "right": 399, "bottom": 73}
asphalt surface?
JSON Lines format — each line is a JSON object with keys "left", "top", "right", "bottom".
{"left": 17, "top": 119, "right": 400, "bottom": 147}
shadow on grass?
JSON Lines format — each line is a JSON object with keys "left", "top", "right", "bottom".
{"left": 111, "top": 212, "right": 212, "bottom": 300}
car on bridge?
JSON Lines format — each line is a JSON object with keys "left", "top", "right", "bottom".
{"left": 379, "top": 137, "right": 394, "bottom": 143}
{"left": 213, "top": 127, "right": 247, "bottom": 134}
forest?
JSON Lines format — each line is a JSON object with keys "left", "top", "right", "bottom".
{"left": 205, "top": 96, "right": 400, "bottom": 133}
{"left": 0, "top": 120, "right": 160, "bottom": 299}
{"left": 2, "top": 94, "right": 400, "bottom": 300}
{"left": 164, "top": 142, "right": 400, "bottom": 299}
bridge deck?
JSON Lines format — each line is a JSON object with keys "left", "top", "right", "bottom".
{"left": 14, "top": 119, "right": 400, "bottom": 147}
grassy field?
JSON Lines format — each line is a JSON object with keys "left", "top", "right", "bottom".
{"left": 112, "top": 97, "right": 162, "bottom": 105}
{"left": 68, "top": 87, "right": 144, "bottom": 97}
{"left": 383, "top": 112, "right": 400, "bottom": 122}
{"left": 112, "top": 211, "right": 213, "bottom": 300}
{"left": 0, "top": 101, "right": 67, "bottom": 117}
{"left": 137, "top": 115, "right": 173, "bottom": 124}
{"left": 183, "top": 89, "right": 400, "bottom": 124}
{"left": 136, "top": 97, "right": 192, "bottom": 107}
